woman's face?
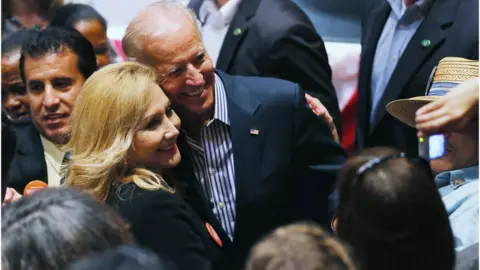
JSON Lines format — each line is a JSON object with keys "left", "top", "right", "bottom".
{"left": 74, "top": 19, "right": 110, "bottom": 68}
{"left": 129, "top": 84, "right": 181, "bottom": 170}
{"left": 2, "top": 52, "right": 30, "bottom": 120}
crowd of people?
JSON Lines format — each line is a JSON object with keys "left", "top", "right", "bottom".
{"left": 1, "top": 0, "right": 478, "bottom": 269}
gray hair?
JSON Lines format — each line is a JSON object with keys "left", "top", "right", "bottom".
{"left": 122, "top": 0, "right": 202, "bottom": 62}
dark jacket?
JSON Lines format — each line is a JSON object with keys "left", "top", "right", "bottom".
{"left": 107, "top": 183, "right": 227, "bottom": 270}
{"left": 175, "top": 70, "right": 347, "bottom": 267}
{"left": 356, "top": 0, "right": 479, "bottom": 154}
{"left": 9, "top": 120, "right": 47, "bottom": 193}
{"left": 189, "top": 0, "right": 343, "bottom": 136}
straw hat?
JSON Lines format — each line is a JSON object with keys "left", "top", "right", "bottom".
{"left": 386, "top": 57, "right": 479, "bottom": 128}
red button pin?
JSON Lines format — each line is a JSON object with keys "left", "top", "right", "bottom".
{"left": 206, "top": 222, "right": 223, "bottom": 247}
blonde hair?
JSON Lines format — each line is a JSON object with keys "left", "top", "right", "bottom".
{"left": 247, "top": 222, "right": 357, "bottom": 270}
{"left": 66, "top": 62, "right": 173, "bottom": 202}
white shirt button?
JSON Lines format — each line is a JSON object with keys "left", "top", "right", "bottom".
{"left": 218, "top": 202, "right": 225, "bottom": 209}
{"left": 210, "top": 168, "right": 217, "bottom": 174}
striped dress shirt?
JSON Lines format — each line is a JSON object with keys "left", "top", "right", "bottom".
{"left": 185, "top": 74, "right": 236, "bottom": 239}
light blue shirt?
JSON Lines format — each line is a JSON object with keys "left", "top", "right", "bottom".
{"left": 370, "top": 0, "right": 433, "bottom": 124}
{"left": 186, "top": 74, "right": 236, "bottom": 240}
{"left": 435, "top": 166, "right": 479, "bottom": 252}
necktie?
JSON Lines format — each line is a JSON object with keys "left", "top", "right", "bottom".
{"left": 59, "top": 152, "right": 71, "bottom": 184}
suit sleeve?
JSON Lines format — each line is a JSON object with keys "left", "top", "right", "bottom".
{"left": 127, "top": 193, "right": 212, "bottom": 270}
{"left": 292, "top": 84, "right": 347, "bottom": 227}
{"left": 265, "top": 23, "right": 343, "bottom": 137}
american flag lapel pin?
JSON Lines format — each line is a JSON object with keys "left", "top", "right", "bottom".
{"left": 250, "top": 128, "right": 260, "bottom": 135}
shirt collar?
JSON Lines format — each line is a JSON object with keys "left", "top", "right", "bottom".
{"left": 435, "top": 166, "right": 479, "bottom": 190}
{"left": 40, "top": 135, "right": 66, "bottom": 162}
{"left": 386, "top": 0, "right": 433, "bottom": 21}
{"left": 199, "top": 0, "right": 242, "bottom": 27}
{"left": 211, "top": 73, "right": 230, "bottom": 125}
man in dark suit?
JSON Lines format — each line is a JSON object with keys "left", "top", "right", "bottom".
{"left": 356, "top": 0, "right": 479, "bottom": 155}
{"left": 8, "top": 27, "right": 97, "bottom": 193}
{"left": 188, "top": 0, "right": 343, "bottom": 137}
{"left": 123, "top": 1, "right": 346, "bottom": 267}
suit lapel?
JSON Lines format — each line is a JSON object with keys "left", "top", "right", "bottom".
{"left": 358, "top": 2, "right": 391, "bottom": 143}
{"left": 216, "top": 71, "right": 265, "bottom": 237}
{"left": 216, "top": 0, "right": 261, "bottom": 70}
{"left": 370, "top": 0, "right": 458, "bottom": 132}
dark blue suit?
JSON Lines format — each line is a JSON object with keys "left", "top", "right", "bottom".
{"left": 175, "top": 70, "right": 347, "bottom": 268}
{"left": 356, "top": 0, "right": 479, "bottom": 155}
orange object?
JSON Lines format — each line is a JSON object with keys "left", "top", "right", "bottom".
{"left": 205, "top": 222, "right": 223, "bottom": 247}
{"left": 23, "top": 181, "right": 48, "bottom": 196}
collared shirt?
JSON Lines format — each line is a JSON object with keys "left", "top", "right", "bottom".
{"left": 40, "top": 136, "right": 67, "bottom": 187}
{"left": 435, "top": 166, "right": 479, "bottom": 252}
{"left": 370, "top": 0, "right": 434, "bottom": 124}
{"left": 198, "top": 0, "right": 242, "bottom": 65}
{"left": 186, "top": 74, "right": 236, "bottom": 239}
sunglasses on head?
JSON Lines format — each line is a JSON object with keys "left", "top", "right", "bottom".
{"left": 356, "top": 153, "right": 432, "bottom": 179}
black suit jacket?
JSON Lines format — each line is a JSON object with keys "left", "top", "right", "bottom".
{"left": 175, "top": 70, "right": 347, "bottom": 267}
{"left": 9, "top": 121, "right": 48, "bottom": 193}
{"left": 356, "top": 0, "right": 479, "bottom": 155}
{"left": 107, "top": 183, "right": 227, "bottom": 270}
{"left": 189, "top": 0, "right": 343, "bottom": 136}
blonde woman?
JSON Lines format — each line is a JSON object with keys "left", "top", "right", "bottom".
{"left": 66, "top": 62, "right": 225, "bottom": 270}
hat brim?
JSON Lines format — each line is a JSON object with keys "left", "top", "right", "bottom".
{"left": 386, "top": 96, "right": 439, "bottom": 128}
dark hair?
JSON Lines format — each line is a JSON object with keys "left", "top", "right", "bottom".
{"left": 1, "top": 111, "right": 16, "bottom": 201}
{"left": 19, "top": 26, "right": 97, "bottom": 83}
{"left": 50, "top": 4, "right": 107, "bottom": 30}
{"left": 336, "top": 147, "right": 455, "bottom": 270}
{"left": 67, "top": 245, "right": 177, "bottom": 270}
{"left": 246, "top": 222, "right": 357, "bottom": 270}
{"left": 2, "top": 188, "right": 134, "bottom": 270}
{"left": 2, "top": 28, "right": 38, "bottom": 56}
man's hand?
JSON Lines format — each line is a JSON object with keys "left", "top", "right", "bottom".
{"left": 305, "top": 94, "right": 340, "bottom": 143}
{"left": 3, "top": 188, "right": 22, "bottom": 206}
{"left": 416, "top": 78, "right": 479, "bottom": 137}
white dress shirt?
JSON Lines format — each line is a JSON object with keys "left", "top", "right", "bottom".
{"left": 198, "top": 0, "right": 242, "bottom": 65}
{"left": 40, "top": 136, "right": 67, "bottom": 187}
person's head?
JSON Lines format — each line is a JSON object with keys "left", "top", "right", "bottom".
{"left": 20, "top": 26, "right": 97, "bottom": 145}
{"left": 2, "top": 29, "right": 36, "bottom": 120}
{"left": 1, "top": 111, "right": 16, "bottom": 202}
{"left": 123, "top": 0, "right": 215, "bottom": 123}
{"left": 66, "top": 62, "right": 180, "bottom": 201}
{"left": 335, "top": 147, "right": 455, "bottom": 270}
{"left": 430, "top": 124, "right": 479, "bottom": 174}
{"left": 385, "top": 57, "right": 479, "bottom": 174}
{"left": 67, "top": 245, "right": 177, "bottom": 270}
{"left": 50, "top": 4, "right": 110, "bottom": 68}
{"left": 1, "top": 187, "right": 133, "bottom": 270}
{"left": 246, "top": 222, "right": 357, "bottom": 270}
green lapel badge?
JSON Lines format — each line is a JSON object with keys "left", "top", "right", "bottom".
{"left": 233, "top": 27, "right": 242, "bottom": 36}
{"left": 421, "top": 39, "right": 431, "bottom": 48}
